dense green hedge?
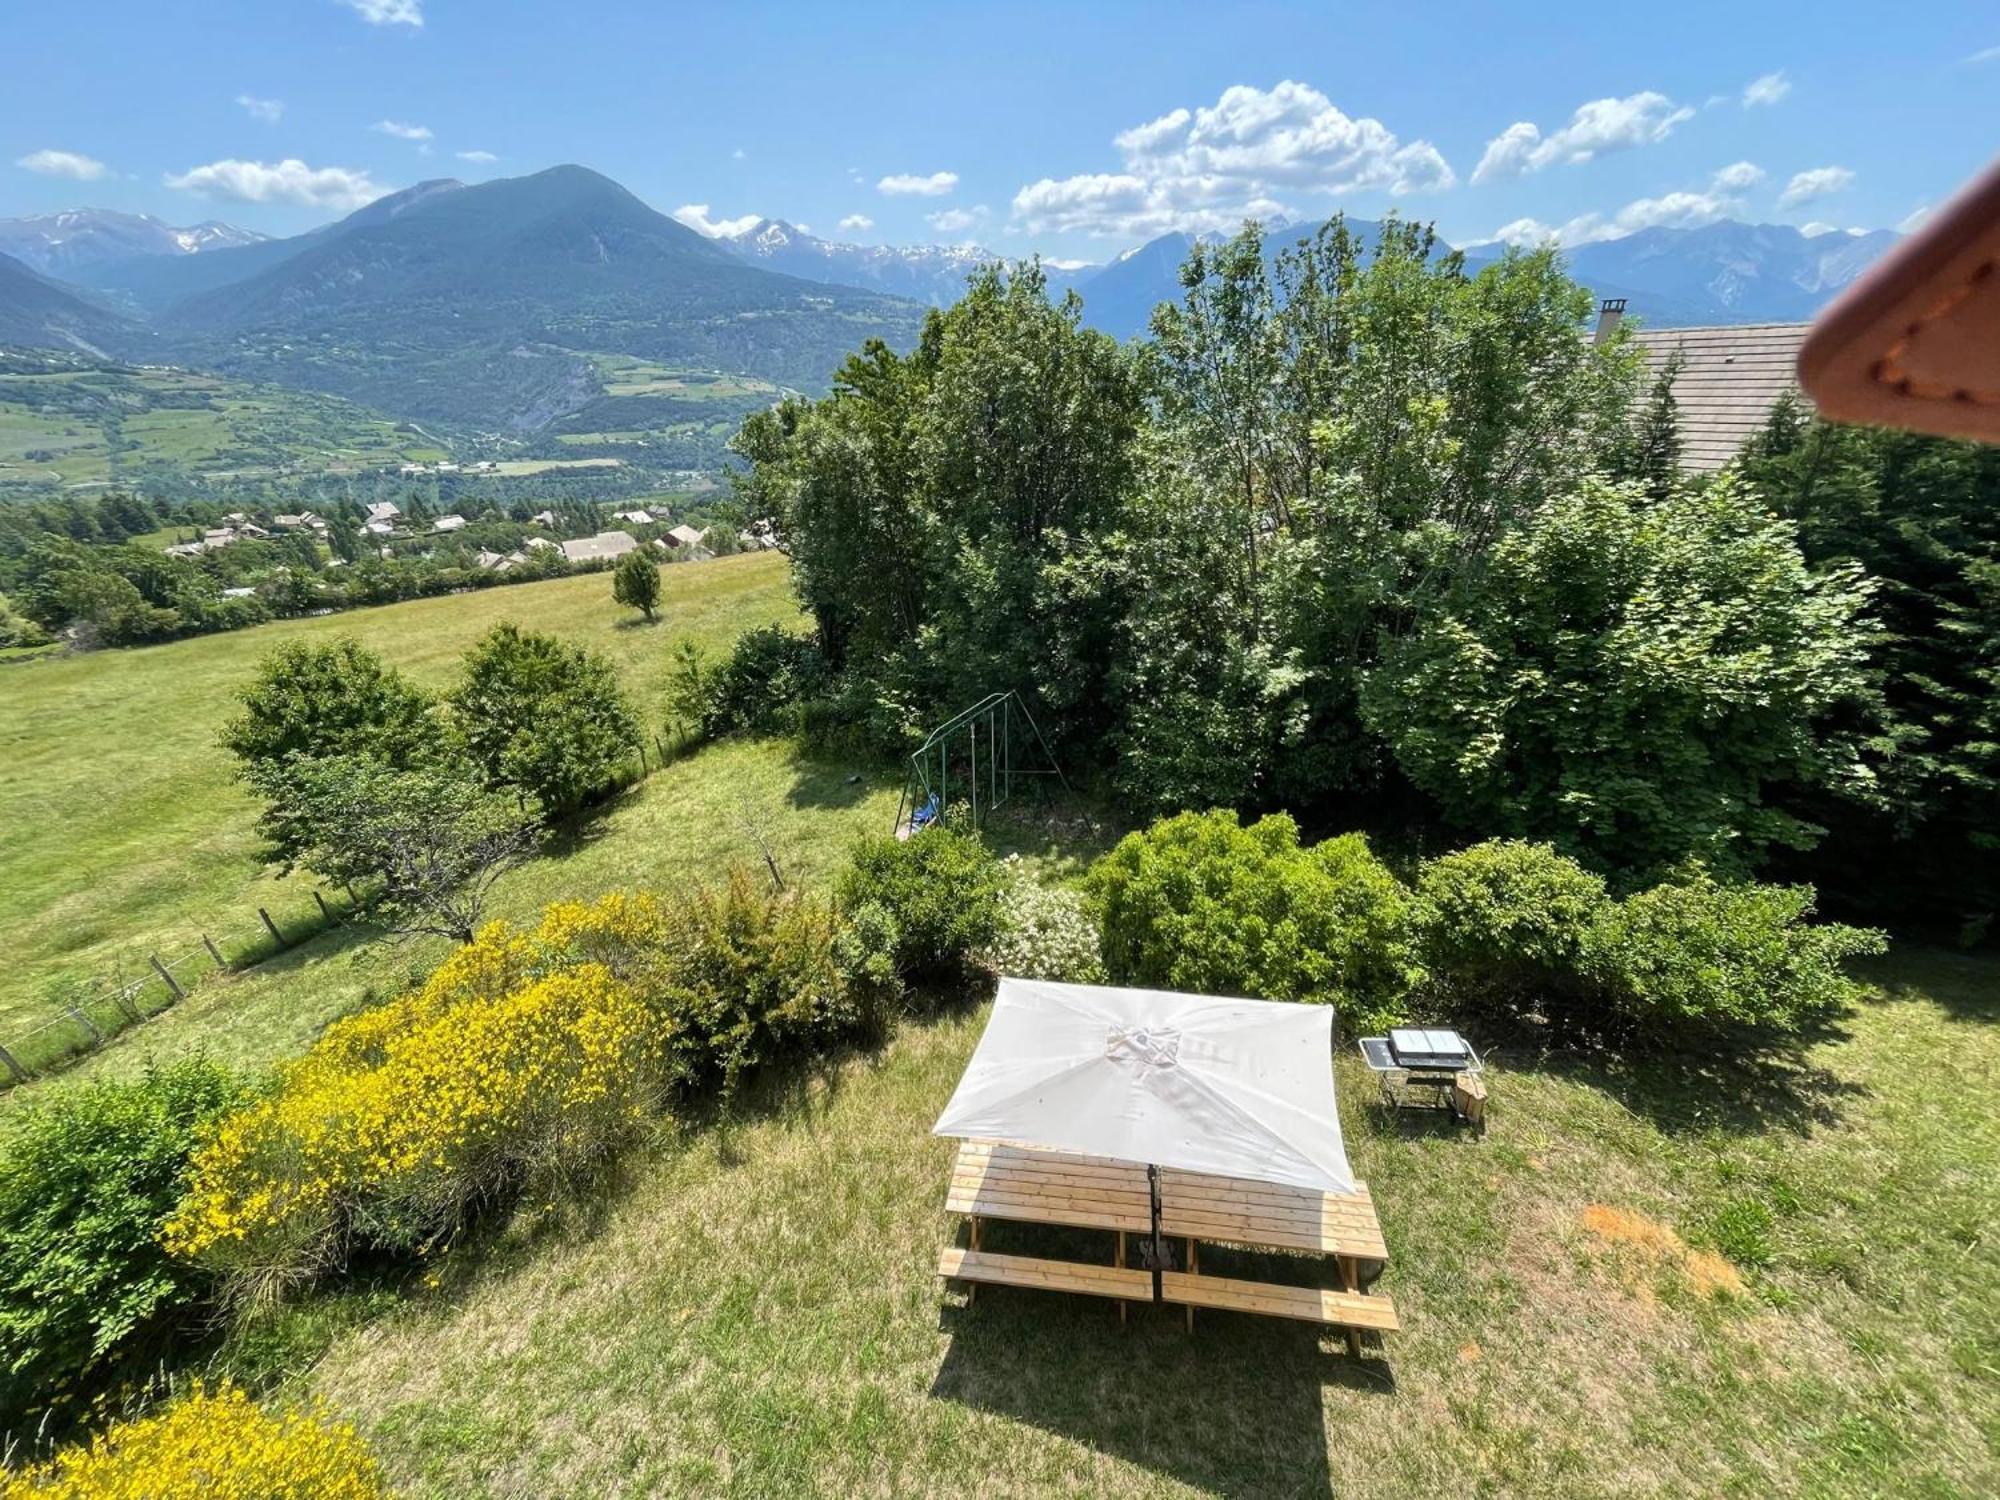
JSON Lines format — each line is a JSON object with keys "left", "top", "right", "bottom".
{"left": 1086, "top": 810, "right": 1422, "bottom": 1032}
{"left": 0, "top": 1059, "right": 245, "bottom": 1427}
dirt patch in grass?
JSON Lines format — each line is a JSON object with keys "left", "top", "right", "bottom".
{"left": 1581, "top": 1204, "right": 1747, "bottom": 1299}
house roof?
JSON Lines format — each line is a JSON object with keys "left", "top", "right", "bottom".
{"left": 1628, "top": 322, "right": 1810, "bottom": 473}
{"left": 665, "top": 523, "right": 705, "bottom": 547}
{"left": 559, "top": 530, "right": 640, "bottom": 562}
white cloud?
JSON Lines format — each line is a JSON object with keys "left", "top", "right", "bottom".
{"left": 1778, "top": 165, "right": 1855, "bottom": 209}
{"left": 1742, "top": 71, "right": 1791, "bottom": 107}
{"left": 1013, "top": 79, "right": 1451, "bottom": 238}
{"left": 1471, "top": 91, "right": 1693, "bottom": 183}
{"left": 164, "top": 158, "right": 385, "bottom": 210}
{"left": 341, "top": 0, "right": 423, "bottom": 26}
{"left": 1967, "top": 45, "right": 2000, "bottom": 65}
{"left": 456, "top": 149, "right": 498, "bottom": 164}
{"left": 837, "top": 213, "right": 873, "bottom": 233}
{"left": 671, "top": 203, "right": 760, "bottom": 238}
{"left": 878, "top": 170, "right": 958, "bottom": 197}
{"left": 1799, "top": 222, "right": 1839, "bottom": 237}
{"left": 927, "top": 205, "right": 989, "bottom": 234}
{"left": 1481, "top": 188, "right": 1738, "bottom": 249}
{"left": 1897, "top": 203, "right": 1932, "bottom": 233}
{"left": 373, "top": 119, "right": 432, "bottom": 141}
{"left": 731, "top": 148, "right": 747, "bottom": 161}
{"left": 237, "top": 95, "right": 285, "bottom": 123}
{"left": 15, "top": 149, "right": 107, "bottom": 180}
{"left": 1710, "top": 160, "right": 1765, "bottom": 192}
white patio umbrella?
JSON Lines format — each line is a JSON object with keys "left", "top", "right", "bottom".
{"left": 932, "top": 977, "right": 1355, "bottom": 1194}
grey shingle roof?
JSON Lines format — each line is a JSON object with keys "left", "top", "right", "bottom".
{"left": 1629, "top": 323, "right": 1810, "bottom": 472}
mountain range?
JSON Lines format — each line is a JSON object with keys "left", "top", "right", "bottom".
{"left": 30, "top": 167, "right": 927, "bottom": 431}
{"left": 0, "top": 163, "right": 1903, "bottom": 440}
{"left": 716, "top": 217, "right": 1094, "bottom": 305}
{"left": 1074, "top": 217, "right": 1901, "bottom": 340}
{"left": 0, "top": 209, "right": 264, "bottom": 277}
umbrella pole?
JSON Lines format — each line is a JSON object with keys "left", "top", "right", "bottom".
{"left": 1148, "top": 1164, "right": 1163, "bottom": 1306}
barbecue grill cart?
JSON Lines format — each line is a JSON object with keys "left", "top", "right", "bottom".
{"left": 1358, "top": 1028, "right": 1486, "bottom": 1126}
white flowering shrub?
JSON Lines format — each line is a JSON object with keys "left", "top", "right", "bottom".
{"left": 979, "top": 877, "right": 1108, "bottom": 984}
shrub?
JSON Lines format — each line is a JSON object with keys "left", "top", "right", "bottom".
{"left": 1415, "top": 840, "right": 1615, "bottom": 1021}
{"left": 450, "top": 623, "right": 640, "bottom": 817}
{"left": 611, "top": 548, "right": 660, "bottom": 620}
{"left": 0, "top": 1061, "right": 245, "bottom": 1426}
{"left": 1087, "top": 810, "right": 1422, "bottom": 1031}
{"left": 699, "top": 625, "right": 827, "bottom": 738}
{"left": 1602, "top": 865, "right": 1887, "bottom": 1039}
{"left": 166, "top": 884, "right": 892, "bottom": 1295}
{"left": 651, "top": 869, "right": 886, "bottom": 1092}
{"left": 0, "top": 1383, "right": 386, "bottom": 1500}
{"left": 836, "top": 828, "right": 1005, "bottom": 985}
{"left": 167, "top": 960, "right": 668, "bottom": 1295}
{"left": 977, "top": 876, "right": 1108, "bottom": 984}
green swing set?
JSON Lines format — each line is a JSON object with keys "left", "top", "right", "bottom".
{"left": 893, "top": 691, "right": 1067, "bottom": 839}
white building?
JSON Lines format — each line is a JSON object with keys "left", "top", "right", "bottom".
{"left": 559, "top": 530, "right": 641, "bottom": 564}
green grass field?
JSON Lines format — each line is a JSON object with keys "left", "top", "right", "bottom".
{"left": 250, "top": 946, "right": 1989, "bottom": 1499}
{"left": 0, "top": 552, "right": 800, "bottom": 1040}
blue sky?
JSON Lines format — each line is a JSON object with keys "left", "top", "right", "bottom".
{"left": 5, "top": 1, "right": 1997, "bottom": 262}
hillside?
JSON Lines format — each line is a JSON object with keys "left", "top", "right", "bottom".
{"left": 0, "top": 252, "right": 144, "bottom": 356}
{"left": 0, "top": 551, "right": 801, "bottom": 1036}
{"left": 0, "top": 348, "right": 443, "bottom": 492}
{"left": 73, "top": 181, "right": 469, "bottom": 314}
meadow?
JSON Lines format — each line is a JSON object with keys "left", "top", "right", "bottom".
{"left": 0, "top": 552, "right": 800, "bottom": 1039}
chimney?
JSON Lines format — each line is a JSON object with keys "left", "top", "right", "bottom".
{"left": 1594, "top": 297, "right": 1627, "bottom": 344}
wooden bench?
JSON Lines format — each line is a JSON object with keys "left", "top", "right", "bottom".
{"left": 938, "top": 1247, "right": 1152, "bottom": 1305}
{"left": 1161, "top": 1270, "right": 1400, "bottom": 1331}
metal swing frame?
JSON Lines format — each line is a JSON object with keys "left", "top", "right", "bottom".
{"left": 893, "top": 691, "right": 1068, "bottom": 838}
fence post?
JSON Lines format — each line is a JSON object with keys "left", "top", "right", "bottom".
{"left": 638, "top": 742, "right": 648, "bottom": 774}
{"left": 313, "top": 890, "right": 332, "bottom": 923}
{"left": 0, "top": 1045, "right": 25, "bottom": 1086}
{"left": 202, "top": 933, "right": 224, "bottom": 966}
{"left": 259, "top": 907, "right": 284, "bottom": 945}
{"left": 150, "top": 953, "right": 186, "bottom": 1002}
{"left": 655, "top": 734, "right": 667, "bottom": 765}
{"left": 67, "top": 1006, "right": 103, "bottom": 1047}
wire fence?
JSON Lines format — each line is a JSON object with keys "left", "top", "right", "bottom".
{"left": 0, "top": 883, "right": 369, "bottom": 1093}
{"left": 0, "top": 733, "right": 701, "bottom": 1095}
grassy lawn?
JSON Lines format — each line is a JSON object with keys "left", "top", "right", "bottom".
{"left": 0, "top": 553, "right": 798, "bottom": 1037}
{"left": 264, "top": 946, "right": 1993, "bottom": 1499}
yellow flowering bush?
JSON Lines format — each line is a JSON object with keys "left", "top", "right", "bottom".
{"left": 167, "top": 884, "right": 879, "bottom": 1296}
{"left": 1, "top": 1384, "right": 386, "bottom": 1499}
{"left": 167, "top": 959, "right": 667, "bottom": 1293}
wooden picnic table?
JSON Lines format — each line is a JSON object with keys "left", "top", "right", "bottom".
{"left": 938, "top": 1139, "right": 1397, "bottom": 1351}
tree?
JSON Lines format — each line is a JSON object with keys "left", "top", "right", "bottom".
{"left": 733, "top": 262, "right": 1146, "bottom": 751}
{"left": 1362, "top": 474, "right": 1877, "bottom": 879}
{"left": 222, "top": 637, "right": 435, "bottom": 775}
{"left": 221, "top": 638, "right": 439, "bottom": 863}
{"left": 611, "top": 548, "right": 660, "bottom": 620}
{"left": 450, "top": 623, "right": 640, "bottom": 817}
{"left": 267, "top": 755, "right": 540, "bottom": 943}
{"left": 1741, "top": 404, "right": 2000, "bottom": 931}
